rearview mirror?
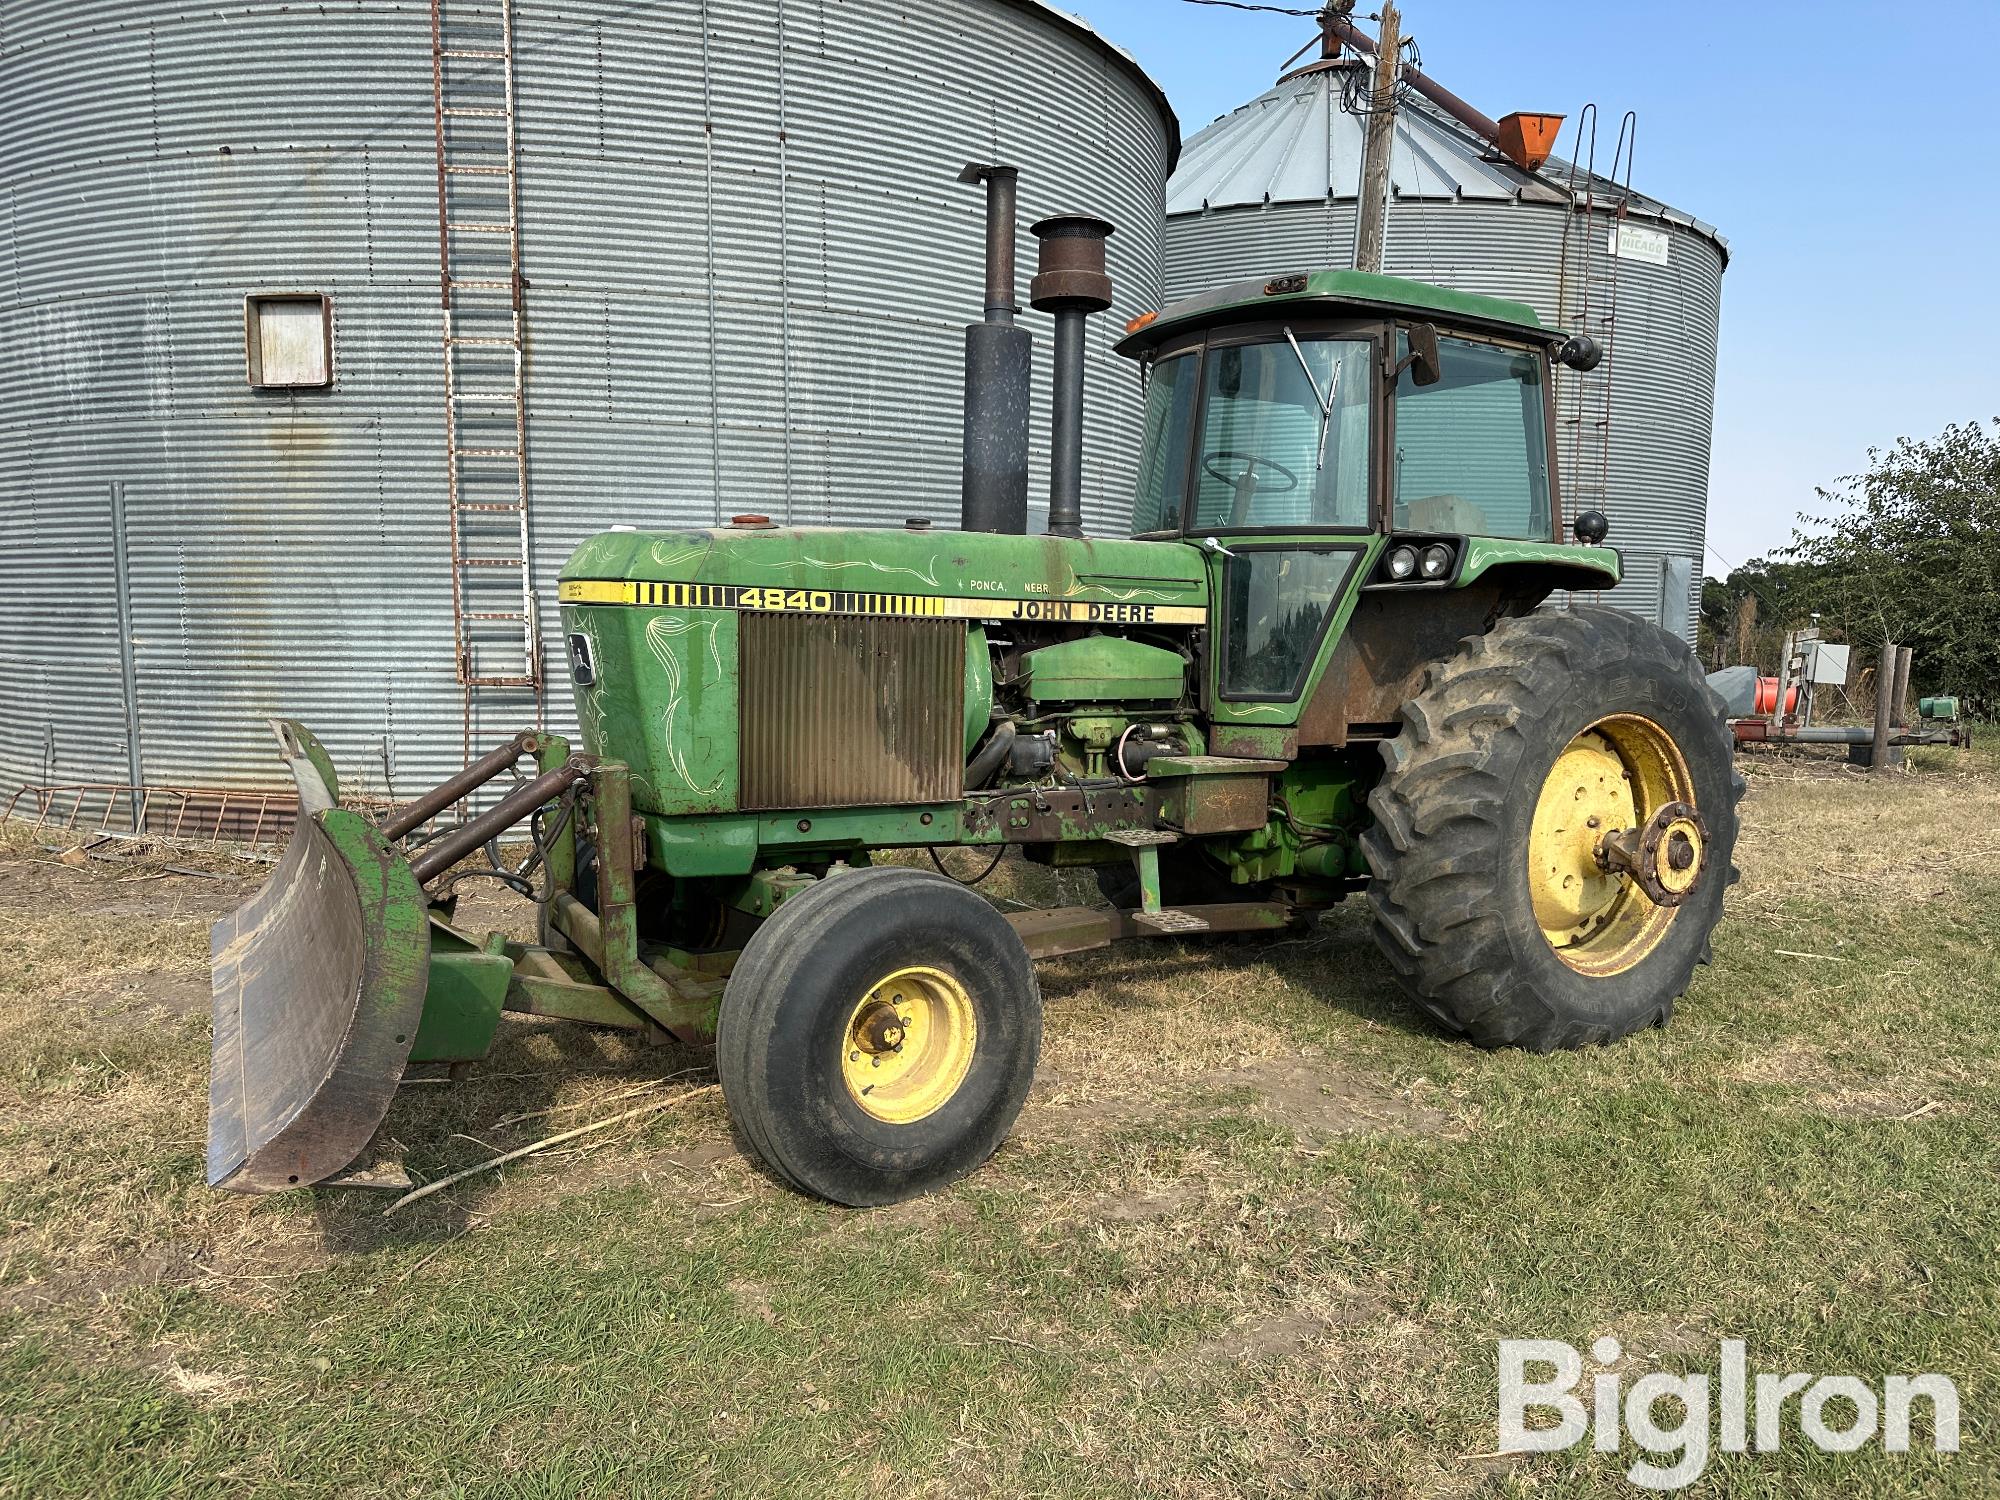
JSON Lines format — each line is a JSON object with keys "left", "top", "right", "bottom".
{"left": 1406, "top": 323, "right": 1442, "bottom": 387}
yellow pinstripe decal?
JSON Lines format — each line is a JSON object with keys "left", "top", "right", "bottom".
{"left": 558, "top": 578, "right": 1204, "bottom": 626}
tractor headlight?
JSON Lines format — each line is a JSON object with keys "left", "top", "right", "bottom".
{"left": 1420, "top": 543, "right": 1455, "bottom": 580}
{"left": 1387, "top": 545, "right": 1419, "bottom": 581}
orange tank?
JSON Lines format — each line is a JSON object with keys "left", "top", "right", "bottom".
{"left": 1752, "top": 677, "right": 1801, "bottom": 716}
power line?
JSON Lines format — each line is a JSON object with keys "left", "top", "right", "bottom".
{"left": 1177, "top": 0, "right": 1326, "bottom": 16}
{"left": 1704, "top": 541, "right": 1789, "bottom": 620}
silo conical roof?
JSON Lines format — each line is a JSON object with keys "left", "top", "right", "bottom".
{"left": 1167, "top": 59, "right": 1725, "bottom": 259}
{"left": 1168, "top": 61, "right": 1560, "bottom": 214}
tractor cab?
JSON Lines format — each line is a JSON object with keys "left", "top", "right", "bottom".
{"left": 1115, "top": 269, "right": 1615, "bottom": 725}
{"left": 1118, "top": 268, "right": 1592, "bottom": 546}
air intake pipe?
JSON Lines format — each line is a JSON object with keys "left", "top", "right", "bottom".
{"left": 958, "top": 164, "right": 1032, "bottom": 535}
{"left": 1030, "top": 214, "right": 1114, "bottom": 540}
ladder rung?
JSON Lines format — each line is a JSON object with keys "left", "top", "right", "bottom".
{"left": 444, "top": 165, "right": 514, "bottom": 177}
{"left": 446, "top": 279, "right": 516, "bottom": 292}
{"left": 442, "top": 107, "right": 509, "bottom": 119}
{"left": 454, "top": 447, "right": 520, "bottom": 458}
{"left": 445, "top": 336, "right": 518, "bottom": 346}
{"left": 452, "top": 391, "right": 517, "bottom": 401}
{"left": 440, "top": 47, "right": 508, "bottom": 59}
{"left": 461, "top": 557, "right": 526, "bottom": 567}
{"left": 447, "top": 221, "right": 514, "bottom": 233}
{"left": 465, "top": 611, "right": 527, "bottom": 621}
{"left": 457, "top": 502, "right": 525, "bottom": 513}
{"left": 461, "top": 676, "right": 540, "bottom": 689}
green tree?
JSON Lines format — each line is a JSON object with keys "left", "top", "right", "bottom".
{"left": 1696, "top": 556, "right": 1822, "bottom": 671}
{"left": 1783, "top": 418, "right": 2000, "bottom": 708}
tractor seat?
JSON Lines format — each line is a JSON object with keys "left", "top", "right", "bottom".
{"left": 1401, "top": 493, "right": 1489, "bottom": 534}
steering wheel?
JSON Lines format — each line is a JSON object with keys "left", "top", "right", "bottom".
{"left": 1202, "top": 450, "right": 1299, "bottom": 494}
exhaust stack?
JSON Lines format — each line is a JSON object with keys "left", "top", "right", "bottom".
{"left": 958, "top": 164, "right": 1032, "bottom": 535}
{"left": 1030, "top": 213, "right": 1114, "bottom": 540}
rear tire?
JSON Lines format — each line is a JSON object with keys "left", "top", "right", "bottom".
{"left": 716, "top": 867, "right": 1040, "bottom": 1205}
{"left": 1361, "top": 606, "right": 1742, "bottom": 1051}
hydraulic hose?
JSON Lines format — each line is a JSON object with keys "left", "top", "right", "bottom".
{"left": 964, "top": 721, "right": 1018, "bottom": 791}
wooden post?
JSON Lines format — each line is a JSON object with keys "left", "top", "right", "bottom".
{"left": 1891, "top": 645, "right": 1915, "bottom": 728}
{"left": 1353, "top": 2, "right": 1401, "bottom": 274}
{"left": 1869, "top": 642, "right": 1896, "bottom": 772}
{"left": 1773, "top": 630, "right": 1795, "bottom": 728}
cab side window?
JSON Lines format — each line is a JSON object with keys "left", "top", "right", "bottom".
{"left": 1219, "top": 548, "right": 1360, "bottom": 699}
{"left": 1130, "top": 353, "right": 1198, "bottom": 534}
{"left": 1393, "top": 335, "right": 1551, "bottom": 539}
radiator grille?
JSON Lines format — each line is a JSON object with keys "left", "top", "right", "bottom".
{"left": 739, "top": 614, "right": 965, "bottom": 810}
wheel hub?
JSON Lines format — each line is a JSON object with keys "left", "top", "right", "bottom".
{"left": 841, "top": 966, "right": 976, "bottom": 1125}
{"left": 1527, "top": 716, "right": 1702, "bottom": 976}
{"left": 1596, "top": 801, "right": 1709, "bottom": 907}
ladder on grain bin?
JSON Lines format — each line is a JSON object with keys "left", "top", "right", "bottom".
{"left": 430, "top": 0, "right": 543, "bottom": 756}
{"left": 1554, "top": 106, "right": 1635, "bottom": 564}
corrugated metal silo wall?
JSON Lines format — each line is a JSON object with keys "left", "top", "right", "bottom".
{"left": 0, "top": 1, "right": 449, "bottom": 802}
{"left": 0, "top": 0, "right": 1170, "bottom": 799}
{"left": 1164, "top": 199, "right": 1722, "bottom": 639}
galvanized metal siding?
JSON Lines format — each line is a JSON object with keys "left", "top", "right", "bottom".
{"left": 0, "top": 0, "right": 1172, "bottom": 796}
{"left": 0, "top": 4, "right": 455, "bottom": 798}
{"left": 1164, "top": 197, "right": 1722, "bottom": 638}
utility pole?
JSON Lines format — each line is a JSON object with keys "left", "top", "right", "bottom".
{"left": 1353, "top": 1, "right": 1401, "bottom": 273}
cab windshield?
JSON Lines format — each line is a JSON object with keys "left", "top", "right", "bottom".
{"left": 1131, "top": 336, "right": 1372, "bottom": 534}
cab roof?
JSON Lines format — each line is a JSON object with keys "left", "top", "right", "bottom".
{"left": 1116, "top": 268, "right": 1550, "bottom": 357}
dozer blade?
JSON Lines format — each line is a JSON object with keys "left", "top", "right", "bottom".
{"left": 208, "top": 808, "right": 431, "bottom": 1193}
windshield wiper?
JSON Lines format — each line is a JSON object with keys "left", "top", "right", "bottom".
{"left": 1283, "top": 327, "right": 1337, "bottom": 472}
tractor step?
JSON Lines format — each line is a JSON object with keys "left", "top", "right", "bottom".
{"left": 1132, "top": 907, "right": 1211, "bottom": 935}
{"left": 1105, "top": 828, "right": 1180, "bottom": 847}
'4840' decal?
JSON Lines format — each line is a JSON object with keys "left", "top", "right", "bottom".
{"left": 558, "top": 578, "right": 1206, "bottom": 626}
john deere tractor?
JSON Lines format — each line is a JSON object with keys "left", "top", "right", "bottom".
{"left": 209, "top": 196, "right": 1738, "bottom": 1207}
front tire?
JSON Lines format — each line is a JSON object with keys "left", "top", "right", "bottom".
{"left": 1361, "top": 606, "right": 1742, "bottom": 1051}
{"left": 716, "top": 867, "right": 1041, "bottom": 1205}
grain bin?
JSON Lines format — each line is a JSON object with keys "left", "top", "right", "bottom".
{"left": 0, "top": 0, "right": 1176, "bottom": 802}
{"left": 1163, "top": 42, "right": 1726, "bottom": 640}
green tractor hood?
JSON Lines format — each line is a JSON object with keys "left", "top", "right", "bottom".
{"left": 557, "top": 525, "right": 1210, "bottom": 821}
{"left": 559, "top": 525, "right": 1208, "bottom": 623}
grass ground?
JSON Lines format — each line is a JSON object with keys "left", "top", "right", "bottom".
{"left": 2, "top": 740, "right": 1997, "bottom": 1498}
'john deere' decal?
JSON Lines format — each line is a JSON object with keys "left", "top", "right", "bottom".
{"left": 558, "top": 578, "right": 1205, "bottom": 626}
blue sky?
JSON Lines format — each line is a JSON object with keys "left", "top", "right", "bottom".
{"left": 1067, "top": 0, "right": 2000, "bottom": 576}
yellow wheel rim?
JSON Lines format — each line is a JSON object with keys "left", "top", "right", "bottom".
{"left": 840, "top": 966, "right": 977, "bottom": 1125}
{"left": 1527, "top": 714, "right": 1695, "bottom": 977}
